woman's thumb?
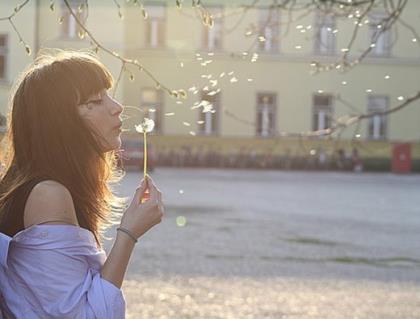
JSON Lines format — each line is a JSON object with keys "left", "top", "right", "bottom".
{"left": 134, "top": 178, "right": 148, "bottom": 204}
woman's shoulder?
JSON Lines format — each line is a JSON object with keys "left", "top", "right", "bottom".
{"left": 23, "top": 179, "right": 79, "bottom": 228}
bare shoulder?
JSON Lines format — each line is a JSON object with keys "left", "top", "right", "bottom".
{"left": 23, "top": 180, "right": 79, "bottom": 228}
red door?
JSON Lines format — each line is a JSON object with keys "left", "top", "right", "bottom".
{"left": 392, "top": 143, "right": 411, "bottom": 173}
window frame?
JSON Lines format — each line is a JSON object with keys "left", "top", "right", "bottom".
{"left": 312, "top": 93, "right": 334, "bottom": 132}
{"left": 313, "top": 11, "right": 336, "bottom": 56}
{"left": 0, "top": 34, "right": 8, "bottom": 81}
{"left": 198, "top": 91, "right": 221, "bottom": 136}
{"left": 144, "top": 2, "right": 167, "bottom": 49}
{"left": 367, "top": 95, "right": 388, "bottom": 140}
{"left": 256, "top": 92, "right": 277, "bottom": 138}
{"left": 257, "top": 6, "right": 280, "bottom": 53}
{"left": 202, "top": 5, "right": 224, "bottom": 52}
{"left": 59, "top": 0, "right": 88, "bottom": 40}
{"left": 140, "top": 87, "right": 164, "bottom": 135}
{"left": 368, "top": 12, "right": 392, "bottom": 57}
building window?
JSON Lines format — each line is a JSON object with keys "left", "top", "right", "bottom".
{"left": 140, "top": 88, "right": 163, "bottom": 134}
{"left": 369, "top": 13, "right": 391, "bottom": 57}
{"left": 312, "top": 94, "right": 333, "bottom": 131}
{"left": 60, "top": 0, "right": 87, "bottom": 39}
{"left": 256, "top": 93, "right": 276, "bottom": 137}
{"left": 258, "top": 7, "right": 280, "bottom": 53}
{"left": 0, "top": 34, "right": 7, "bottom": 80}
{"left": 198, "top": 92, "right": 220, "bottom": 135}
{"left": 367, "top": 95, "right": 388, "bottom": 140}
{"left": 202, "top": 6, "right": 223, "bottom": 51}
{"left": 145, "top": 4, "right": 166, "bottom": 48}
{"left": 314, "top": 12, "right": 335, "bottom": 55}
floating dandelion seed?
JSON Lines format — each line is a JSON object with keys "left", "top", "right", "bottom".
{"left": 176, "top": 101, "right": 183, "bottom": 105}
{"left": 210, "top": 80, "right": 218, "bottom": 87}
{"left": 366, "top": 89, "right": 372, "bottom": 93}
{"left": 247, "top": 78, "right": 253, "bottom": 82}
{"left": 176, "top": 216, "right": 187, "bottom": 227}
{"left": 228, "top": 71, "right": 234, "bottom": 76}
{"left": 165, "top": 112, "right": 175, "bottom": 116}
{"left": 189, "top": 131, "right": 196, "bottom": 136}
{"left": 384, "top": 75, "right": 390, "bottom": 79}
{"left": 230, "top": 77, "right": 238, "bottom": 83}
{"left": 180, "top": 62, "right": 184, "bottom": 67}
{"left": 197, "top": 120, "right": 205, "bottom": 124}
{"left": 219, "top": 72, "right": 225, "bottom": 78}
{"left": 149, "top": 108, "right": 156, "bottom": 113}
{"left": 397, "top": 96, "right": 404, "bottom": 101}
{"left": 183, "top": 122, "right": 191, "bottom": 126}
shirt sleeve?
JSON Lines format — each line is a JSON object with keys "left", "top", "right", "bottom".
{"left": 5, "top": 226, "right": 126, "bottom": 319}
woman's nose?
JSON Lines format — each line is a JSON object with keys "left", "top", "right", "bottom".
{"left": 110, "top": 99, "right": 123, "bottom": 115}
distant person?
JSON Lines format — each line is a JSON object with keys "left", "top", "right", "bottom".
{"left": 0, "top": 50, "right": 164, "bottom": 318}
{"left": 351, "top": 147, "right": 363, "bottom": 172}
{"left": 336, "top": 148, "right": 346, "bottom": 170}
{"left": 318, "top": 148, "right": 328, "bottom": 170}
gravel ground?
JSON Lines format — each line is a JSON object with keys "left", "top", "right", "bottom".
{"left": 121, "top": 276, "right": 420, "bottom": 319}
{"left": 104, "top": 168, "right": 420, "bottom": 318}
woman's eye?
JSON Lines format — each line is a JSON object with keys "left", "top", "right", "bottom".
{"left": 90, "top": 99, "right": 102, "bottom": 105}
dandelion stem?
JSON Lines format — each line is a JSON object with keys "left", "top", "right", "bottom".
{"left": 143, "top": 131, "right": 147, "bottom": 178}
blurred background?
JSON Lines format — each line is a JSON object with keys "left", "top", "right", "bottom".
{"left": 1, "top": 1, "right": 419, "bottom": 318}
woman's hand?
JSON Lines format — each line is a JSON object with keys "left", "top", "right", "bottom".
{"left": 119, "top": 175, "right": 164, "bottom": 239}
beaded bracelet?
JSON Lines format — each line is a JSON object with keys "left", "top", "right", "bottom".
{"left": 116, "top": 227, "right": 138, "bottom": 243}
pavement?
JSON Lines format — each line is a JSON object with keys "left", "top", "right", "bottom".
{"left": 103, "top": 168, "right": 420, "bottom": 318}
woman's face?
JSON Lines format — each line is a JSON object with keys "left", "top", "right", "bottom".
{"left": 78, "top": 89, "right": 123, "bottom": 152}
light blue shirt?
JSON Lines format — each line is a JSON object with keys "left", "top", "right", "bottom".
{"left": 0, "top": 224, "right": 126, "bottom": 318}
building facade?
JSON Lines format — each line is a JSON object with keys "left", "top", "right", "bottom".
{"left": 1, "top": 1, "right": 420, "bottom": 154}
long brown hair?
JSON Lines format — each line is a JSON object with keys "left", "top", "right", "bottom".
{"left": 0, "top": 49, "right": 127, "bottom": 247}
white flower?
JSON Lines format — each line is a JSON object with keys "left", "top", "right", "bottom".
{"left": 135, "top": 118, "right": 155, "bottom": 133}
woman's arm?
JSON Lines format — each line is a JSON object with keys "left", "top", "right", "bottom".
{"left": 101, "top": 175, "right": 164, "bottom": 288}
{"left": 100, "top": 231, "right": 136, "bottom": 289}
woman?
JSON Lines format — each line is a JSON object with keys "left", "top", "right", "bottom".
{"left": 0, "top": 50, "right": 164, "bottom": 318}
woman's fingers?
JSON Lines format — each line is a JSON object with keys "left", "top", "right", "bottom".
{"left": 134, "top": 178, "right": 148, "bottom": 205}
{"left": 146, "top": 175, "right": 162, "bottom": 202}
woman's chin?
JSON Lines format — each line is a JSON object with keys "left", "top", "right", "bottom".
{"left": 103, "top": 136, "right": 122, "bottom": 152}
